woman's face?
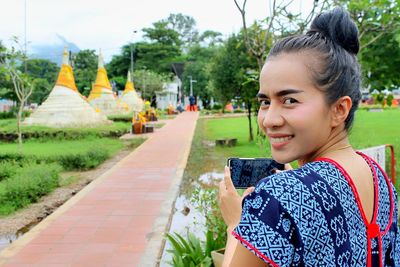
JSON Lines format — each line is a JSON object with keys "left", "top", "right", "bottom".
{"left": 257, "top": 52, "right": 333, "bottom": 164}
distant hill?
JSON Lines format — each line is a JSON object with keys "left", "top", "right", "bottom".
{"left": 30, "top": 34, "right": 80, "bottom": 65}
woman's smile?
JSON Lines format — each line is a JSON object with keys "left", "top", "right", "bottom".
{"left": 267, "top": 133, "right": 294, "bottom": 149}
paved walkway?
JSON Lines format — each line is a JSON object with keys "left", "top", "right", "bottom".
{"left": 0, "top": 112, "right": 199, "bottom": 267}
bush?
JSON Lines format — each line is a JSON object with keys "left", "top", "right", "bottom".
{"left": 0, "top": 108, "right": 31, "bottom": 120}
{"left": 0, "top": 138, "right": 126, "bottom": 171}
{"left": 211, "top": 104, "right": 222, "bottom": 110}
{"left": 0, "top": 120, "right": 131, "bottom": 142}
{"left": 57, "top": 147, "right": 110, "bottom": 170}
{"left": 0, "top": 111, "right": 15, "bottom": 119}
{"left": 107, "top": 114, "right": 134, "bottom": 122}
{"left": 0, "top": 161, "right": 20, "bottom": 182}
{"left": 166, "top": 232, "right": 213, "bottom": 267}
{"left": 0, "top": 163, "right": 61, "bottom": 215}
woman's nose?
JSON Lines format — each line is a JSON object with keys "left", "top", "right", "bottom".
{"left": 262, "top": 105, "right": 284, "bottom": 129}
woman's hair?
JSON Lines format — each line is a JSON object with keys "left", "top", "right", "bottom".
{"left": 267, "top": 7, "right": 361, "bottom": 130}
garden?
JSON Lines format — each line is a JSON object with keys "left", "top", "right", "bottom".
{"left": 0, "top": 113, "right": 150, "bottom": 230}
{"left": 163, "top": 108, "right": 400, "bottom": 266}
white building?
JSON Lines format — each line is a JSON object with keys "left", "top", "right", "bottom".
{"left": 156, "top": 75, "right": 181, "bottom": 110}
{"left": 0, "top": 99, "right": 15, "bottom": 112}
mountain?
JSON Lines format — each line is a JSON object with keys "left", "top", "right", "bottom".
{"left": 30, "top": 34, "right": 80, "bottom": 65}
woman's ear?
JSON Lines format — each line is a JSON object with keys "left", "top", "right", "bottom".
{"left": 330, "top": 96, "right": 352, "bottom": 128}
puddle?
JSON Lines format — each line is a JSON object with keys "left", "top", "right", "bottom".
{"left": 0, "top": 221, "right": 34, "bottom": 252}
{"left": 160, "top": 172, "right": 223, "bottom": 266}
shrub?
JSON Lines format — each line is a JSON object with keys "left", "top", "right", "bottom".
{"left": 0, "top": 120, "right": 131, "bottom": 142}
{"left": 0, "top": 163, "right": 61, "bottom": 215}
{"left": 0, "top": 111, "right": 15, "bottom": 119}
{"left": 107, "top": 114, "right": 134, "bottom": 122}
{"left": 56, "top": 147, "right": 110, "bottom": 170}
{"left": 233, "top": 109, "right": 245, "bottom": 113}
{"left": 166, "top": 232, "right": 213, "bottom": 267}
{"left": 212, "top": 104, "right": 222, "bottom": 110}
{"left": 0, "top": 161, "right": 20, "bottom": 182}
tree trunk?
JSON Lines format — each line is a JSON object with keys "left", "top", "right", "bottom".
{"left": 17, "top": 101, "right": 24, "bottom": 151}
{"left": 256, "top": 56, "right": 264, "bottom": 72}
{"left": 247, "top": 101, "right": 253, "bottom": 142}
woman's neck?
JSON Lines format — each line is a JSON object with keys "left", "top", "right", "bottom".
{"left": 298, "top": 127, "right": 353, "bottom": 166}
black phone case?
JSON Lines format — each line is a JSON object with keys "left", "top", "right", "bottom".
{"left": 228, "top": 158, "right": 285, "bottom": 188}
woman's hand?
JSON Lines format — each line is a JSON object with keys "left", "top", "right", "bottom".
{"left": 218, "top": 166, "right": 254, "bottom": 232}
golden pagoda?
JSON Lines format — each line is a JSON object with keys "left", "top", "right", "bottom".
{"left": 118, "top": 71, "right": 144, "bottom": 114}
{"left": 87, "top": 50, "right": 119, "bottom": 115}
{"left": 23, "top": 47, "right": 110, "bottom": 128}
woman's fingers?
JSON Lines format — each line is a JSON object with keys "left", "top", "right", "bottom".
{"left": 224, "top": 166, "right": 235, "bottom": 191}
{"left": 274, "top": 163, "right": 294, "bottom": 173}
{"left": 242, "top": 186, "right": 255, "bottom": 199}
{"left": 284, "top": 163, "right": 293, "bottom": 170}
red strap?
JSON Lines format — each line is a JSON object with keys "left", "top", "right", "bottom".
{"left": 367, "top": 223, "right": 380, "bottom": 239}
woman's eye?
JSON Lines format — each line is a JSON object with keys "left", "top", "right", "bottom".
{"left": 283, "top": 98, "right": 298, "bottom": 105}
{"left": 259, "top": 99, "right": 270, "bottom": 106}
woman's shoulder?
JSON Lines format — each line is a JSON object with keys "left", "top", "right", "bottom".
{"left": 256, "top": 161, "right": 332, "bottom": 189}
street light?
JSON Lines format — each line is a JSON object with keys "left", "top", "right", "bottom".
{"left": 130, "top": 30, "right": 138, "bottom": 74}
{"left": 188, "top": 75, "right": 197, "bottom": 96}
{"left": 24, "top": 0, "right": 27, "bottom": 73}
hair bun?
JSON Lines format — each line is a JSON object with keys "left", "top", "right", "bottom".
{"left": 309, "top": 7, "right": 359, "bottom": 55}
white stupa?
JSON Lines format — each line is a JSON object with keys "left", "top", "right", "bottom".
{"left": 23, "top": 48, "right": 110, "bottom": 128}
{"left": 87, "top": 50, "right": 119, "bottom": 115}
{"left": 118, "top": 71, "right": 144, "bottom": 114}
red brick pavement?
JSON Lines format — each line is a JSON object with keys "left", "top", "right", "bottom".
{"left": 0, "top": 112, "right": 199, "bottom": 267}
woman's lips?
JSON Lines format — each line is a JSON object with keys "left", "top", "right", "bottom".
{"left": 269, "top": 135, "right": 294, "bottom": 149}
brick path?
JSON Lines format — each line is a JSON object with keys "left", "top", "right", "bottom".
{"left": 0, "top": 112, "right": 199, "bottom": 267}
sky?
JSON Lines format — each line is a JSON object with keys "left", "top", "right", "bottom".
{"left": 0, "top": 0, "right": 312, "bottom": 62}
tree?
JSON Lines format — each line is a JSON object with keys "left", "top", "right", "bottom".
{"left": 165, "top": 13, "right": 199, "bottom": 46}
{"left": 107, "top": 45, "right": 131, "bottom": 85}
{"left": 334, "top": 0, "right": 400, "bottom": 91}
{"left": 198, "top": 30, "right": 223, "bottom": 47}
{"left": 210, "top": 34, "right": 257, "bottom": 140}
{"left": 334, "top": 0, "right": 400, "bottom": 50}
{"left": 0, "top": 39, "right": 32, "bottom": 147}
{"left": 30, "top": 78, "right": 52, "bottom": 104}
{"left": 234, "top": 0, "right": 328, "bottom": 70}
{"left": 73, "top": 49, "right": 97, "bottom": 96}
{"left": 132, "top": 69, "right": 168, "bottom": 101}
{"left": 182, "top": 44, "right": 220, "bottom": 108}
{"left": 23, "top": 58, "right": 58, "bottom": 83}
{"left": 360, "top": 30, "right": 400, "bottom": 90}
{"left": 21, "top": 58, "right": 58, "bottom": 104}
{"left": 0, "top": 40, "right": 17, "bottom": 101}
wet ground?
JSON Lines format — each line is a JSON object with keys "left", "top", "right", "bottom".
{"left": 160, "top": 171, "right": 224, "bottom": 266}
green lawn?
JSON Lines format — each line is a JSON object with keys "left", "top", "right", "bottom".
{"left": 202, "top": 109, "right": 400, "bottom": 191}
{"left": 0, "top": 136, "right": 146, "bottom": 216}
{"left": 0, "top": 119, "right": 131, "bottom": 141}
{"left": 0, "top": 137, "right": 124, "bottom": 157}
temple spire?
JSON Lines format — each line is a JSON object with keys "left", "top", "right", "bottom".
{"left": 55, "top": 46, "right": 78, "bottom": 92}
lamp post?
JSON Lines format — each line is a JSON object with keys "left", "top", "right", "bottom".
{"left": 130, "top": 30, "right": 137, "bottom": 74}
{"left": 24, "top": 0, "right": 27, "bottom": 73}
{"left": 188, "top": 75, "right": 197, "bottom": 96}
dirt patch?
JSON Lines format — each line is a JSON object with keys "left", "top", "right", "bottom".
{"left": 0, "top": 148, "right": 134, "bottom": 237}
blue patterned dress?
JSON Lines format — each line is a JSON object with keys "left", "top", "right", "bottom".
{"left": 233, "top": 152, "right": 400, "bottom": 267}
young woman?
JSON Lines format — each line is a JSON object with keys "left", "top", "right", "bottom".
{"left": 218, "top": 7, "right": 399, "bottom": 267}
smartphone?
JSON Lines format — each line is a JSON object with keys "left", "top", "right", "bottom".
{"left": 227, "top": 158, "right": 285, "bottom": 189}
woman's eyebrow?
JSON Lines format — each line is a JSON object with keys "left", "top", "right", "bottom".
{"left": 276, "top": 89, "right": 304, "bottom": 97}
{"left": 256, "top": 89, "right": 303, "bottom": 98}
{"left": 256, "top": 93, "right": 268, "bottom": 98}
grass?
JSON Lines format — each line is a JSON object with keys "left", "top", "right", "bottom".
{"left": 0, "top": 138, "right": 124, "bottom": 158}
{"left": 201, "top": 109, "right": 400, "bottom": 191}
{"left": 0, "top": 137, "right": 146, "bottom": 171}
{"left": 0, "top": 137, "right": 146, "bottom": 216}
{"left": 0, "top": 119, "right": 131, "bottom": 141}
